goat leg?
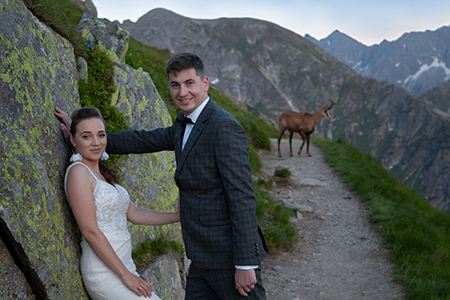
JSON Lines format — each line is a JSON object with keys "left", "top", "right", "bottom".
{"left": 277, "top": 133, "right": 283, "bottom": 157}
{"left": 306, "top": 135, "right": 312, "bottom": 157}
{"left": 298, "top": 137, "right": 306, "bottom": 156}
{"left": 289, "top": 132, "right": 294, "bottom": 156}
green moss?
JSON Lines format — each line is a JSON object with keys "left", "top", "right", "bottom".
{"left": 77, "top": 45, "right": 131, "bottom": 173}
{"left": 79, "top": 46, "right": 128, "bottom": 132}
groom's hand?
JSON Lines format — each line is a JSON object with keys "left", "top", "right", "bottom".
{"left": 54, "top": 107, "right": 71, "bottom": 142}
{"left": 235, "top": 269, "right": 257, "bottom": 297}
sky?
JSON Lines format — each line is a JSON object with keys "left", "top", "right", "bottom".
{"left": 92, "top": 0, "right": 450, "bottom": 46}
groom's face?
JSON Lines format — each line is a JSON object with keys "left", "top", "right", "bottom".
{"left": 169, "top": 67, "right": 209, "bottom": 116}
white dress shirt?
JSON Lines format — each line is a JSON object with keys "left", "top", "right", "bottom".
{"left": 182, "top": 97, "right": 209, "bottom": 150}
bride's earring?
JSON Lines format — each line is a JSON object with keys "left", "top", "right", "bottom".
{"left": 101, "top": 151, "right": 109, "bottom": 161}
{"left": 70, "top": 153, "right": 83, "bottom": 162}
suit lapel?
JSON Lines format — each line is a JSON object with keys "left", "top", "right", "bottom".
{"left": 174, "top": 112, "right": 185, "bottom": 155}
{"left": 175, "top": 100, "right": 215, "bottom": 178}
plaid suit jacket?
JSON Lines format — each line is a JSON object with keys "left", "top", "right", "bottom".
{"left": 107, "top": 99, "right": 267, "bottom": 269}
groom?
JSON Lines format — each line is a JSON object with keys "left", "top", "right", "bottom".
{"left": 57, "top": 52, "right": 268, "bottom": 299}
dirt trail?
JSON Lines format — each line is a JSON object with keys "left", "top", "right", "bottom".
{"left": 259, "top": 138, "right": 404, "bottom": 300}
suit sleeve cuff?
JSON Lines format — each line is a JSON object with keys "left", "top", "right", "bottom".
{"left": 235, "top": 265, "right": 258, "bottom": 270}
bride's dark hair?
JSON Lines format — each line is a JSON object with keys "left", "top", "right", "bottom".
{"left": 68, "top": 107, "right": 118, "bottom": 185}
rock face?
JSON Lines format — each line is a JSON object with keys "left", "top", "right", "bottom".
{"left": 417, "top": 79, "right": 450, "bottom": 119}
{"left": 0, "top": 237, "right": 35, "bottom": 300}
{"left": 0, "top": 1, "right": 182, "bottom": 299}
{"left": 120, "top": 8, "right": 450, "bottom": 211}
{"left": 140, "top": 252, "right": 186, "bottom": 300}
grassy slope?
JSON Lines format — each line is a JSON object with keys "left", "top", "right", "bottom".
{"left": 314, "top": 137, "right": 450, "bottom": 299}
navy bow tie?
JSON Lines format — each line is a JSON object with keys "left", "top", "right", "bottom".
{"left": 176, "top": 116, "right": 194, "bottom": 126}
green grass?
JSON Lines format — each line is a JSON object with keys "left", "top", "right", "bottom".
{"left": 23, "top": 0, "right": 86, "bottom": 56}
{"left": 254, "top": 183, "right": 297, "bottom": 250}
{"left": 132, "top": 236, "right": 184, "bottom": 269}
{"left": 313, "top": 137, "right": 450, "bottom": 299}
{"left": 125, "top": 38, "right": 177, "bottom": 118}
{"left": 208, "top": 88, "right": 278, "bottom": 150}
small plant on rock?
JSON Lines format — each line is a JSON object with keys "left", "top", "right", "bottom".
{"left": 274, "top": 168, "right": 291, "bottom": 178}
{"left": 132, "top": 236, "right": 185, "bottom": 270}
{"left": 273, "top": 167, "right": 292, "bottom": 187}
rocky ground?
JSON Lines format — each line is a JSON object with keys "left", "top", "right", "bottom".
{"left": 259, "top": 138, "right": 405, "bottom": 300}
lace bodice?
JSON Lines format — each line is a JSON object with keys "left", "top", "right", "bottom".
{"left": 65, "top": 162, "right": 131, "bottom": 240}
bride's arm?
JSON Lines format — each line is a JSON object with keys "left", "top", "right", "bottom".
{"left": 126, "top": 197, "right": 180, "bottom": 225}
{"left": 66, "top": 165, "right": 153, "bottom": 297}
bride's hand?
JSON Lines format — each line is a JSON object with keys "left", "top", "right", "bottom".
{"left": 121, "top": 271, "right": 153, "bottom": 298}
{"left": 54, "top": 107, "right": 71, "bottom": 142}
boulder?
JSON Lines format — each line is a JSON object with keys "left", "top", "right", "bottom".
{"left": 0, "top": 0, "right": 85, "bottom": 297}
{"left": 76, "top": 8, "right": 129, "bottom": 64}
{"left": 140, "top": 253, "right": 186, "bottom": 300}
{"left": 0, "top": 0, "right": 182, "bottom": 298}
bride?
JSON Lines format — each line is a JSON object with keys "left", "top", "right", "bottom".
{"left": 62, "top": 107, "right": 179, "bottom": 299}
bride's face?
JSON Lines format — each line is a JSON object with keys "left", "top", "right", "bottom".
{"left": 70, "top": 117, "right": 107, "bottom": 163}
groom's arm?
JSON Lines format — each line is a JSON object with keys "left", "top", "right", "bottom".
{"left": 214, "top": 120, "right": 261, "bottom": 264}
{"left": 213, "top": 119, "right": 262, "bottom": 297}
{"left": 107, "top": 127, "right": 176, "bottom": 155}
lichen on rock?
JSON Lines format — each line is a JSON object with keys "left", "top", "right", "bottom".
{"left": 0, "top": 0, "right": 182, "bottom": 298}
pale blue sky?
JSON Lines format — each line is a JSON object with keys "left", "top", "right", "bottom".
{"left": 93, "top": 0, "right": 450, "bottom": 46}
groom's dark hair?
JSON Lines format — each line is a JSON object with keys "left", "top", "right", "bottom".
{"left": 166, "top": 52, "right": 205, "bottom": 78}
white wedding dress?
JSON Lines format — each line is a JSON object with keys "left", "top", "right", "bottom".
{"left": 65, "top": 162, "right": 161, "bottom": 300}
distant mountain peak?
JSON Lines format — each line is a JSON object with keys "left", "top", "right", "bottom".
{"left": 330, "top": 29, "right": 342, "bottom": 35}
{"left": 310, "top": 25, "right": 450, "bottom": 95}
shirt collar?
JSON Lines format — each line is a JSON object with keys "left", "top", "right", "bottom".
{"left": 185, "top": 97, "right": 210, "bottom": 123}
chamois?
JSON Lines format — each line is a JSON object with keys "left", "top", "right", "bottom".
{"left": 277, "top": 102, "right": 335, "bottom": 157}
